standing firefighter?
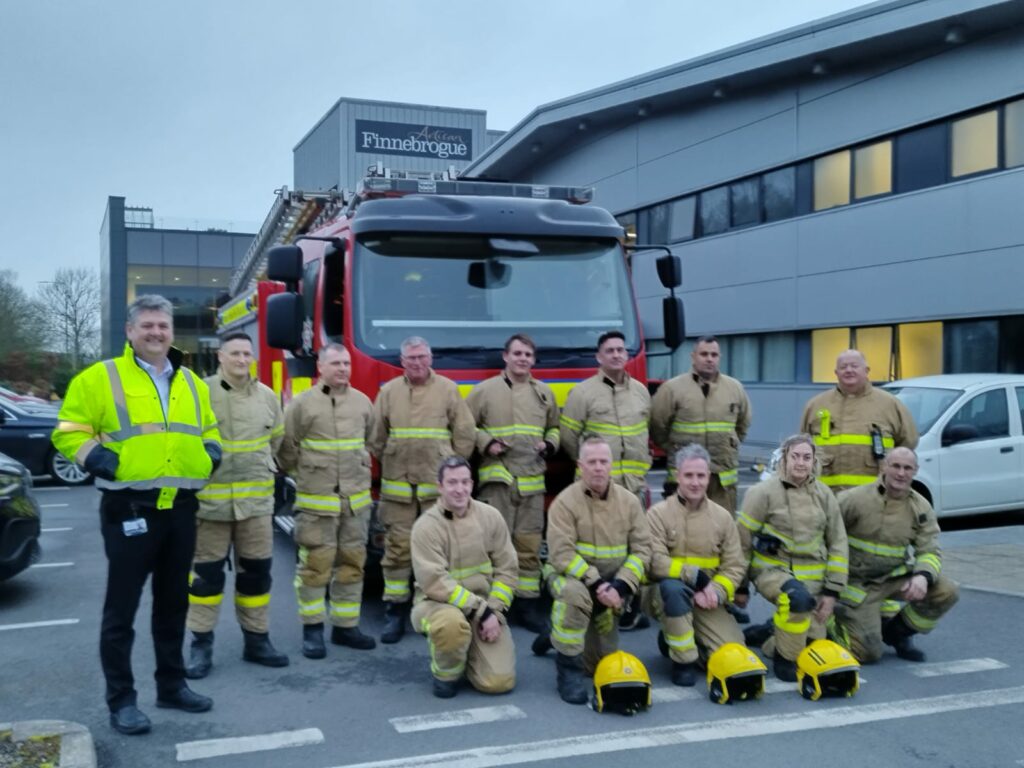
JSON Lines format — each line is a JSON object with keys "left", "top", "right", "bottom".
{"left": 411, "top": 457, "right": 518, "bottom": 698}
{"left": 737, "top": 434, "right": 848, "bottom": 682}
{"left": 466, "top": 333, "right": 559, "bottom": 633}
{"left": 186, "top": 332, "right": 288, "bottom": 678}
{"left": 52, "top": 294, "right": 220, "bottom": 735}
{"left": 279, "top": 343, "right": 377, "bottom": 658}
{"left": 650, "top": 335, "right": 752, "bottom": 512}
{"left": 834, "top": 447, "right": 959, "bottom": 663}
{"left": 800, "top": 350, "right": 917, "bottom": 493}
{"left": 536, "top": 436, "right": 651, "bottom": 705}
{"left": 647, "top": 445, "right": 746, "bottom": 686}
{"left": 369, "top": 336, "right": 476, "bottom": 644}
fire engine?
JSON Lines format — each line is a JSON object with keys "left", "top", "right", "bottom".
{"left": 218, "top": 166, "right": 685, "bottom": 533}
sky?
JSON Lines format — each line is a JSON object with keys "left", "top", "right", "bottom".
{"left": 0, "top": 0, "right": 872, "bottom": 293}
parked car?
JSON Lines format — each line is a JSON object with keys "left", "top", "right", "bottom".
{"left": 884, "top": 374, "right": 1024, "bottom": 517}
{"left": 0, "top": 400, "right": 91, "bottom": 485}
{"left": 0, "top": 451, "right": 41, "bottom": 581}
{"left": 0, "top": 385, "right": 52, "bottom": 407}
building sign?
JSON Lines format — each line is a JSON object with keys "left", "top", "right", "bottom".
{"left": 355, "top": 119, "right": 473, "bottom": 161}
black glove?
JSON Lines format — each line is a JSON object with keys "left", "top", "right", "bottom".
{"left": 204, "top": 441, "right": 222, "bottom": 473}
{"left": 690, "top": 569, "right": 712, "bottom": 591}
{"left": 83, "top": 445, "right": 119, "bottom": 481}
{"left": 478, "top": 605, "right": 496, "bottom": 623}
{"left": 752, "top": 533, "right": 783, "bottom": 556}
{"left": 540, "top": 441, "right": 556, "bottom": 459}
{"left": 609, "top": 578, "right": 633, "bottom": 601}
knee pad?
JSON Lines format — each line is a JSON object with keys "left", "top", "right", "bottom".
{"left": 781, "top": 579, "right": 816, "bottom": 613}
{"left": 659, "top": 580, "right": 694, "bottom": 617}
{"left": 238, "top": 556, "right": 272, "bottom": 575}
{"left": 190, "top": 559, "right": 227, "bottom": 596}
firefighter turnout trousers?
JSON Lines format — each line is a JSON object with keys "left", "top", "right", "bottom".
{"left": 835, "top": 576, "right": 959, "bottom": 663}
{"left": 754, "top": 569, "right": 828, "bottom": 662}
{"left": 294, "top": 501, "right": 370, "bottom": 628}
{"left": 411, "top": 600, "right": 515, "bottom": 692}
{"left": 379, "top": 494, "right": 434, "bottom": 604}
{"left": 547, "top": 574, "right": 623, "bottom": 674}
{"left": 647, "top": 582, "right": 744, "bottom": 664}
{"left": 477, "top": 483, "right": 543, "bottom": 598}
{"left": 188, "top": 516, "right": 274, "bottom": 633}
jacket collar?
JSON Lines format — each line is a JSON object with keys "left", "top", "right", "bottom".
{"left": 123, "top": 341, "right": 183, "bottom": 375}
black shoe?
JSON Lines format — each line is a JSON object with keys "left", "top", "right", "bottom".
{"left": 531, "top": 632, "right": 552, "bottom": 656}
{"left": 432, "top": 678, "right": 459, "bottom": 699}
{"left": 381, "top": 602, "right": 409, "bottom": 645}
{"left": 511, "top": 597, "right": 547, "bottom": 634}
{"left": 242, "top": 630, "right": 290, "bottom": 667}
{"left": 185, "top": 631, "right": 213, "bottom": 680}
{"left": 302, "top": 623, "right": 327, "bottom": 660}
{"left": 743, "top": 619, "right": 774, "bottom": 649}
{"left": 671, "top": 661, "right": 698, "bottom": 687}
{"left": 331, "top": 625, "right": 377, "bottom": 650}
{"left": 657, "top": 631, "right": 670, "bottom": 659}
{"left": 773, "top": 653, "right": 797, "bottom": 683}
{"left": 727, "top": 604, "right": 751, "bottom": 624}
{"left": 156, "top": 686, "right": 213, "bottom": 713}
{"left": 110, "top": 705, "right": 151, "bottom": 735}
{"left": 883, "top": 617, "right": 927, "bottom": 662}
{"left": 619, "top": 594, "right": 650, "bottom": 631}
{"left": 555, "top": 652, "right": 589, "bottom": 705}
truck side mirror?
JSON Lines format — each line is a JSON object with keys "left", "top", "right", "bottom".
{"left": 266, "top": 293, "right": 303, "bottom": 350}
{"left": 656, "top": 253, "right": 682, "bottom": 290}
{"left": 267, "top": 246, "right": 303, "bottom": 284}
{"left": 663, "top": 296, "right": 685, "bottom": 350}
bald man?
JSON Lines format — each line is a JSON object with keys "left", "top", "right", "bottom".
{"left": 800, "top": 350, "right": 917, "bottom": 493}
{"left": 831, "top": 448, "right": 958, "bottom": 663}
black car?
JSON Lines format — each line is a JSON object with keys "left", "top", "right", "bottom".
{"left": 0, "top": 451, "right": 41, "bottom": 581}
{"left": 0, "top": 400, "right": 92, "bottom": 485}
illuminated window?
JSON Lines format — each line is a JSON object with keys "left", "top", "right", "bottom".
{"left": 812, "top": 328, "right": 851, "bottom": 382}
{"left": 853, "top": 326, "right": 894, "bottom": 381}
{"left": 813, "top": 150, "right": 851, "bottom": 211}
{"left": 951, "top": 110, "right": 998, "bottom": 178}
{"left": 1005, "top": 98, "right": 1024, "bottom": 169}
{"left": 898, "top": 322, "right": 942, "bottom": 379}
{"left": 854, "top": 140, "right": 892, "bottom": 199}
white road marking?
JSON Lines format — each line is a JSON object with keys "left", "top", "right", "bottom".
{"left": 34, "top": 487, "right": 70, "bottom": 492}
{"left": 907, "top": 658, "right": 1008, "bottom": 678}
{"left": 41, "top": 503, "right": 69, "bottom": 508}
{"left": 651, "top": 688, "right": 702, "bottom": 703}
{"left": 41, "top": 527, "right": 73, "bottom": 532}
{"left": 30, "top": 562, "right": 74, "bottom": 568}
{"left": 328, "top": 686, "right": 1024, "bottom": 768}
{"left": 176, "top": 728, "right": 324, "bottom": 762}
{"left": 0, "top": 619, "right": 79, "bottom": 632}
{"left": 390, "top": 705, "right": 527, "bottom": 734}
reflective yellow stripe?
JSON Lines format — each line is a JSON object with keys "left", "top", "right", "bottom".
{"left": 565, "top": 554, "right": 589, "bottom": 579}
{"left": 423, "top": 618, "right": 467, "bottom": 678}
{"left": 235, "top": 593, "right": 270, "bottom": 608}
{"left": 751, "top": 552, "right": 826, "bottom": 581}
{"left": 582, "top": 420, "right": 647, "bottom": 437}
{"left": 881, "top": 599, "right": 902, "bottom": 617}
{"left": 489, "top": 581, "right": 514, "bottom": 608}
{"left": 576, "top": 542, "right": 628, "bottom": 559}
{"left": 300, "top": 437, "right": 365, "bottom": 451}
{"left": 916, "top": 553, "right": 942, "bottom": 574}
{"left": 840, "top": 584, "right": 867, "bottom": 605}
{"left": 612, "top": 459, "right": 651, "bottom": 478}
{"left": 559, "top": 414, "right": 582, "bottom": 430}
{"left": 197, "top": 479, "right": 274, "bottom": 501}
{"left": 814, "top": 434, "right": 896, "bottom": 448}
{"left": 448, "top": 585, "right": 472, "bottom": 609}
{"left": 349, "top": 490, "right": 372, "bottom": 512}
{"left": 551, "top": 601, "right": 584, "bottom": 645}
{"left": 903, "top": 605, "right": 937, "bottom": 631}
{"left": 675, "top": 555, "right": 720, "bottom": 569}
{"left": 295, "top": 493, "right": 341, "bottom": 512}
{"left": 759, "top": 522, "right": 824, "bottom": 555}
{"left": 479, "top": 465, "right": 515, "bottom": 485}
{"left": 773, "top": 593, "right": 811, "bottom": 634}
{"left": 330, "top": 601, "right": 360, "bottom": 618}
{"left": 57, "top": 420, "right": 95, "bottom": 435}
{"left": 188, "top": 594, "right": 223, "bottom": 606}
{"left": 670, "top": 420, "right": 736, "bottom": 434}
{"left": 713, "top": 573, "right": 736, "bottom": 602}
{"left": 389, "top": 427, "right": 452, "bottom": 439}
{"left": 623, "top": 554, "right": 644, "bottom": 581}
{"left": 485, "top": 424, "right": 545, "bottom": 438}
{"left": 718, "top": 469, "right": 739, "bottom": 487}
{"left": 664, "top": 630, "right": 696, "bottom": 651}
{"left": 384, "top": 579, "right": 410, "bottom": 598}
{"left": 544, "top": 427, "right": 559, "bottom": 443}
{"left": 518, "top": 575, "right": 540, "bottom": 592}
{"left": 827, "top": 555, "right": 848, "bottom": 574}
{"left": 417, "top": 483, "right": 439, "bottom": 500}
{"left": 448, "top": 561, "right": 493, "bottom": 580}
{"left": 737, "top": 510, "right": 762, "bottom": 532}
{"left": 516, "top": 475, "right": 545, "bottom": 494}
{"left": 382, "top": 480, "right": 413, "bottom": 500}
{"left": 221, "top": 435, "right": 272, "bottom": 452}
{"left": 820, "top": 474, "right": 878, "bottom": 487}
{"left": 668, "top": 558, "right": 685, "bottom": 579}
{"left": 848, "top": 536, "right": 907, "bottom": 559}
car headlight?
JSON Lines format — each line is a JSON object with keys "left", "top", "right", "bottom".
{"left": 0, "top": 472, "right": 23, "bottom": 498}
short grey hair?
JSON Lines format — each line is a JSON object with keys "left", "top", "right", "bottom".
{"left": 127, "top": 294, "right": 173, "bottom": 325}
{"left": 400, "top": 336, "right": 431, "bottom": 355}
{"left": 318, "top": 342, "right": 348, "bottom": 361}
{"left": 675, "top": 443, "right": 711, "bottom": 471}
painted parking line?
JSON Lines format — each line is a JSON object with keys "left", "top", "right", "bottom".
{"left": 31, "top": 562, "right": 74, "bottom": 568}
{"left": 390, "top": 705, "right": 527, "bottom": 734}
{"left": 329, "top": 686, "right": 1024, "bottom": 768}
{"left": 907, "top": 658, "right": 1008, "bottom": 678}
{"left": 41, "top": 527, "right": 73, "bottom": 533}
{"left": 0, "top": 619, "right": 79, "bottom": 632}
{"left": 34, "top": 487, "right": 70, "bottom": 492}
{"left": 41, "top": 503, "right": 69, "bottom": 508}
{"left": 176, "top": 728, "right": 324, "bottom": 762}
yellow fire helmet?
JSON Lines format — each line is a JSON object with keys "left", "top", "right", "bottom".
{"left": 706, "top": 642, "right": 767, "bottom": 705}
{"left": 592, "top": 650, "right": 652, "bottom": 715}
{"left": 796, "top": 639, "right": 861, "bottom": 701}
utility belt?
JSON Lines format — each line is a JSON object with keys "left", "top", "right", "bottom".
{"left": 100, "top": 487, "right": 198, "bottom": 521}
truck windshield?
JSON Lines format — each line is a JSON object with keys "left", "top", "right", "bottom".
{"left": 353, "top": 234, "right": 639, "bottom": 357}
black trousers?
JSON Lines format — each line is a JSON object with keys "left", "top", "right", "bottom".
{"left": 99, "top": 491, "right": 198, "bottom": 711}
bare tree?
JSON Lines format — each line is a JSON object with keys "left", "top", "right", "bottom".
{"left": 0, "top": 270, "right": 48, "bottom": 360}
{"left": 38, "top": 267, "right": 100, "bottom": 369}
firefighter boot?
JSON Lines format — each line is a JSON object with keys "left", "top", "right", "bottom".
{"left": 773, "top": 652, "right": 798, "bottom": 683}
{"left": 555, "top": 652, "right": 589, "bottom": 705}
{"left": 883, "top": 616, "right": 927, "bottom": 662}
{"left": 381, "top": 602, "right": 409, "bottom": 645}
{"left": 531, "top": 631, "right": 552, "bottom": 656}
{"left": 302, "top": 623, "right": 327, "bottom": 660}
{"left": 743, "top": 619, "right": 774, "bottom": 648}
{"left": 619, "top": 592, "right": 651, "bottom": 631}
{"left": 331, "top": 625, "right": 377, "bottom": 650}
{"left": 511, "top": 597, "right": 547, "bottom": 634}
{"left": 671, "top": 661, "right": 698, "bottom": 687}
{"left": 185, "top": 631, "right": 213, "bottom": 680}
{"left": 432, "top": 678, "right": 459, "bottom": 699}
{"left": 242, "top": 630, "right": 290, "bottom": 668}
{"left": 657, "top": 630, "right": 670, "bottom": 658}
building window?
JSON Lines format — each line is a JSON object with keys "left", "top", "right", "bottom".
{"left": 897, "top": 322, "right": 942, "bottom": 379}
{"left": 730, "top": 179, "right": 761, "bottom": 228}
{"left": 725, "top": 335, "right": 760, "bottom": 382}
{"left": 896, "top": 123, "right": 948, "bottom": 193}
{"left": 616, "top": 212, "right": 637, "bottom": 243}
{"left": 761, "top": 332, "right": 796, "bottom": 382}
{"left": 811, "top": 327, "right": 851, "bottom": 382}
{"left": 813, "top": 150, "right": 851, "bottom": 211}
{"left": 853, "top": 326, "right": 894, "bottom": 380}
{"left": 945, "top": 320, "right": 998, "bottom": 373}
{"left": 998, "top": 315, "right": 1024, "bottom": 374}
{"left": 763, "top": 167, "right": 796, "bottom": 221}
{"left": 698, "top": 187, "right": 730, "bottom": 236}
{"left": 667, "top": 197, "right": 696, "bottom": 242}
{"left": 951, "top": 110, "right": 999, "bottom": 178}
{"left": 854, "top": 140, "right": 892, "bottom": 199}
{"left": 1005, "top": 98, "right": 1024, "bottom": 169}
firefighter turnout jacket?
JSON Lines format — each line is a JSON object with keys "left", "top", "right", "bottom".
{"left": 559, "top": 373, "right": 651, "bottom": 494}
{"left": 369, "top": 371, "right": 476, "bottom": 503}
{"left": 196, "top": 372, "right": 283, "bottom": 520}
{"left": 278, "top": 384, "right": 374, "bottom": 515}
{"left": 800, "top": 384, "right": 918, "bottom": 491}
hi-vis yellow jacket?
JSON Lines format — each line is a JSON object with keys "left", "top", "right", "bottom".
{"left": 278, "top": 383, "right": 374, "bottom": 516}
{"left": 53, "top": 344, "right": 219, "bottom": 506}
{"left": 800, "top": 384, "right": 918, "bottom": 492}
{"left": 196, "top": 372, "right": 283, "bottom": 521}
{"left": 369, "top": 370, "right": 476, "bottom": 503}
{"left": 466, "top": 373, "right": 559, "bottom": 496}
